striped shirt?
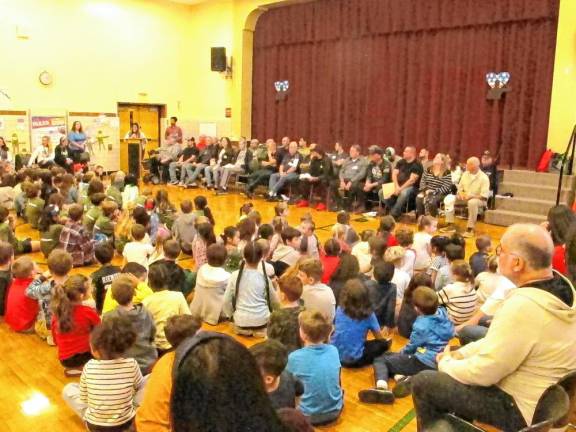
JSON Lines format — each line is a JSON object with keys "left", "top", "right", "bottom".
{"left": 438, "top": 281, "right": 478, "bottom": 324}
{"left": 419, "top": 169, "right": 453, "bottom": 196}
{"left": 80, "top": 358, "right": 144, "bottom": 427}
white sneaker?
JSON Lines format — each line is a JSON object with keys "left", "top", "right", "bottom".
{"left": 281, "top": 194, "right": 290, "bottom": 201}
{"left": 394, "top": 375, "right": 406, "bottom": 382}
{"left": 376, "top": 380, "right": 388, "bottom": 390}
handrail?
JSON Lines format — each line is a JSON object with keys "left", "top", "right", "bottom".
{"left": 556, "top": 124, "right": 576, "bottom": 206}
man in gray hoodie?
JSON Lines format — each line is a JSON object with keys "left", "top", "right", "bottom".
{"left": 333, "top": 144, "right": 367, "bottom": 211}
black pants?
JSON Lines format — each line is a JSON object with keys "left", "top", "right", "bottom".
{"left": 61, "top": 351, "right": 93, "bottom": 368}
{"left": 333, "top": 179, "right": 363, "bottom": 210}
{"left": 150, "top": 157, "right": 170, "bottom": 181}
{"left": 412, "top": 370, "right": 527, "bottom": 432}
{"left": 247, "top": 169, "right": 273, "bottom": 192}
{"left": 341, "top": 339, "right": 391, "bottom": 368}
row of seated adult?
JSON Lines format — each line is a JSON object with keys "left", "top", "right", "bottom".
{"left": 146, "top": 136, "right": 497, "bottom": 234}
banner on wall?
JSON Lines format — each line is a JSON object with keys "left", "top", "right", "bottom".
{"left": 68, "top": 112, "right": 120, "bottom": 171}
{"left": 0, "top": 110, "right": 31, "bottom": 154}
{"left": 31, "top": 115, "right": 67, "bottom": 153}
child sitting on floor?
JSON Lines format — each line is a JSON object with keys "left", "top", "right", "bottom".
{"left": 51, "top": 274, "right": 101, "bottom": 376}
{"left": 358, "top": 286, "right": 454, "bottom": 404}
{"left": 427, "top": 235, "right": 450, "bottom": 284}
{"left": 171, "top": 199, "right": 196, "bottom": 255}
{"left": 320, "top": 239, "right": 340, "bottom": 284}
{"left": 102, "top": 262, "right": 152, "bottom": 314}
{"left": 90, "top": 242, "right": 121, "bottom": 314}
{"left": 352, "top": 229, "right": 376, "bottom": 274}
{"left": 251, "top": 339, "right": 304, "bottom": 409}
{"left": 334, "top": 211, "right": 358, "bottom": 247}
{"left": 298, "top": 258, "right": 336, "bottom": 323}
{"left": 437, "top": 260, "right": 478, "bottom": 325}
{"left": 469, "top": 234, "right": 492, "bottom": 277}
{"left": 5, "top": 256, "right": 38, "bottom": 332}
{"left": 104, "top": 273, "right": 157, "bottom": 374}
{"left": 122, "top": 223, "right": 155, "bottom": 268}
{"left": 377, "top": 215, "right": 398, "bottom": 247}
{"left": 136, "top": 315, "right": 201, "bottom": 432}
{"left": 62, "top": 315, "right": 144, "bottom": 431}
{"left": 27, "top": 249, "right": 73, "bottom": 345}
{"left": 191, "top": 222, "right": 216, "bottom": 270}
{"left": 0, "top": 205, "right": 39, "bottom": 254}
{"left": 434, "top": 243, "right": 464, "bottom": 291}
{"left": 24, "top": 183, "right": 45, "bottom": 229}
{"left": 142, "top": 264, "right": 191, "bottom": 355}
{"left": 0, "top": 241, "right": 13, "bottom": 317}
{"left": 58, "top": 204, "right": 96, "bottom": 267}
{"left": 271, "top": 227, "right": 302, "bottom": 277}
{"left": 299, "top": 220, "right": 320, "bottom": 259}
{"left": 224, "top": 241, "right": 279, "bottom": 337}
{"left": 93, "top": 200, "right": 119, "bottom": 243}
{"left": 395, "top": 228, "right": 415, "bottom": 276}
{"left": 267, "top": 275, "right": 304, "bottom": 352}
{"left": 190, "top": 244, "right": 231, "bottom": 325}
{"left": 287, "top": 310, "right": 343, "bottom": 426}
{"left": 384, "top": 246, "right": 411, "bottom": 313}
{"left": 412, "top": 216, "right": 437, "bottom": 272}
{"left": 149, "top": 239, "right": 187, "bottom": 293}
{"left": 331, "top": 279, "right": 391, "bottom": 368}
{"left": 193, "top": 195, "right": 215, "bottom": 226}
{"left": 365, "top": 260, "right": 397, "bottom": 329}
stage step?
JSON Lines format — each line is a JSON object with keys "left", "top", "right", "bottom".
{"left": 484, "top": 209, "right": 547, "bottom": 226}
{"left": 502, "top": 169, "right": 575, "bottom": 188}
{"left": 498, "top": 182, "right": 574, "bottom": 203}
{"left": 494, "top": 196, "right": 559, "bottom": 216}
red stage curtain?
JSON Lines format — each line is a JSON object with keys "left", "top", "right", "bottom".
{"left": 251, "top": 0, "right": 559, "bottom": 168}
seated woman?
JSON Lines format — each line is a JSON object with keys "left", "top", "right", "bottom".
{"left": 54, "top": 137, "right": 74, "bottom": 172}
{"left": 216, "top": 138, "right": 251, "bottom": 194}
{"left": 415, "top": 153, "right": 452, "bottom": 218}
{"left": 543, "top": 204, "right": 576, "bottom": 275}
{"left": 28, "top": 136, "right": 54, "bottom": 168}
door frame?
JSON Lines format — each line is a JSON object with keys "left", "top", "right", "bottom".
{"left": 117, "top": 102, "right": 167, "bottom": 148}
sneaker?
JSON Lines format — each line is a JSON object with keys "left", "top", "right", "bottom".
{"left": 358, "top": 388, "right": 395, "bottom": 404}
{"left": 392, "top": 376, "right": 413, "bottom": 398}
{"left": 169, "top": 181, "right": 179, "bottom": 186}
{"left": 280, "top": 194, "right": 290, "bottom": 202}
{"left": 187, "top": 182, "right": 198, "bottom": 188}
{"left": 296, "top": 200, "right": 309, "bottom": 208}
{"left": 462, "top": 229, "right": 475, "bottom": 238}
{"left": 178, "top": 182, "right": 185, "bottom": 187}
{"left": 316, "top": 203, "right": 327, "bottom": 211}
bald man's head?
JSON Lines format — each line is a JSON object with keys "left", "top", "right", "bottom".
{"left": 501, "top": 223, "right": 553, "bottom": 271}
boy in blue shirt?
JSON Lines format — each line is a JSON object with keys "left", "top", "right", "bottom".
{"left": 286, "top": 310, "right": 343, "bottom": 426}
{"left": 359, "top": 286, "right": 454, "bottom": 404}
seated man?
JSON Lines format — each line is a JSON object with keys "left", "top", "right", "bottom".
{"left": 149, "top": 137, "right": 181, "bottom": 183}
{"left": 381, "top": 146, "right": 423, "bottom": 219}
{"left": 267, "top": 141, "right": 300, "bottom": 202}
{"left": 443, "top": 157, "right": 489, "bottom": 238}
{"left": 480, "top": 150, "right": 498, "bottom": 208}
{"left": 185, "top": 137, "right": 219, "bottom": 187}
{"left": 296, "top": 147, "right": 332, "bottom": 210}
{"left": 333, "top": 144, "right": 367, "bottom": 212}
{"left": 412, "top": 224, "right": 576, "bottom": 431}
{"left": 168, "top": 138, "right": 198, "bottom": 186}
{"left": 351, "top": 145, "right": 391, "bottom": 214}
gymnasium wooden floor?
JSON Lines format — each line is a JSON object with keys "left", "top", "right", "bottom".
{"left": 1, "top": 185, "right": 505, "bottom": 432}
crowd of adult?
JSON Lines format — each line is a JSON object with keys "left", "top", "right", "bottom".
{"left": 147, "top": 135, "right": 498, "bottom": 238}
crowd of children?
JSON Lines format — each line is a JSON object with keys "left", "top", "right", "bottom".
{"left": 0, "top": 160, "right": 510, "bottom": 430}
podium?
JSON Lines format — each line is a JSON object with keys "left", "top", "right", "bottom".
{"left": 120, "top": 139, "right": 143, "bottom": 178}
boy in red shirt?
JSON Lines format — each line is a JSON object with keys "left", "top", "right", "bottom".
{"left": 5, "top": 256, "right": 38, "bottom": 332}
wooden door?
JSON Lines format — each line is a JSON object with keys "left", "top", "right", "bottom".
{"left": 118, "top": 104, "right": 162, "bottom": 172}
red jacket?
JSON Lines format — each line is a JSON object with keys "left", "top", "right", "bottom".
{"left": 5, "top": 277, "right": 37, "bottom": 332}
{"left": 321, "top": 255, "right": 340, "bottom": 284}
{"left": 52, "top": 304, "right": 100, "bottom": 360}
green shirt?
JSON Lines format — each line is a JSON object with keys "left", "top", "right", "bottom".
{"left": 40, "top": 224, "right": 63, "bottom": 257}
{"left": 83, "top": 206, "right": 103, "bottom": 233}
{"left": 25, "top": 197, "right": 45, "bottom": 229}
{"left": 94, "top": 215, "right": 115, "bottom": 238}
{"left": 106, "top": 186, "right": 123, "bottom": 209}
{"left": 0, "top": 222, "right": 25, "bottom": 253}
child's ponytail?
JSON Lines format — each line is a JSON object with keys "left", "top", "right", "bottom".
{"left": 51, "top": 274, "right": 88, "bottom": 333}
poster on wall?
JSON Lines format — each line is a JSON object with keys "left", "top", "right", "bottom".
{"left": 0, "top": 110, "right": 31, "bottom": 154}
{"left": 68, "top": 112, "right": 120, "bottom": 171}
{"left": 30, "top": 114, "right": 67, "bottom": 154}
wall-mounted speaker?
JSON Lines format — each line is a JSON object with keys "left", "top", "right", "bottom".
{"left": 211, "top": 47, "right": 227, "bottom": 72}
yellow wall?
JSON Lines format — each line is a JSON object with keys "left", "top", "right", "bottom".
{"left": 2, "top": 0, "right": 573, "bottom": 149}
{"left": 547, "top": 0, "right": 576, "bottom": 153}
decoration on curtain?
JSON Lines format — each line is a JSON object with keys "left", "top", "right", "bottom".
{"left": 486, "top": 72, "right": 511, "bottom": 100}
{"left": 274, "top": 80, "right": 290, "bottom": 101}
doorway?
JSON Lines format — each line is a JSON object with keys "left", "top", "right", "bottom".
{"left": 118, "top": 103, "right": 166, "bottom": 172}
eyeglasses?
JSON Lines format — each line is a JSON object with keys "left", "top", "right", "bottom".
{"left": 495, "top": 244, "right": 521, "bottom": 259}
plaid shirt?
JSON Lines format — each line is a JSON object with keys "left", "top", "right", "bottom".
{"left": 59, "top": 221, "right": 95, "bottom": 266}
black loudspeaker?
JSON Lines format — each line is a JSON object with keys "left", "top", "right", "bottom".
{"left": 127, "top": 143, "right": 141, "bottom": 179}
{"left": 211, "top": 47, "right": 227, "bottom": 72}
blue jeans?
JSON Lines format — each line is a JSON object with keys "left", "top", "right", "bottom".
{"left": 457, "top": 316, "right": 491, "bottom": 346}
{"left": 204, "top": 165, "right": 219, "bottom": 186}
{"left": 269, "top": 172, "right": 299, "bottom": 195}
{"left": 382, "top": 186, "right": 417, "bottom": 218}
{"left": 187, "top": 163, "right": 207, "bottom": 183}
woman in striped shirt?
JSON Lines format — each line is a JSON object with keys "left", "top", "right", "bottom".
{"left": 63, "top": 315, "right": 145, "bottom": 432}
{"left": 415, "top": 153, "right": 453, "bottom": 217}
{"left": 437, "top": 260, "right": 478, "bottom": 325}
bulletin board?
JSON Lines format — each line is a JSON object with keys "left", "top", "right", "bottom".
{"left": 0, "top": 110, "right": 31, "bottom": 154}
{"left": 30, "top": 112, "right": 67, "bottom": 154}
{"left": 67, "top": 112, "right": 120, "bottom": 171}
